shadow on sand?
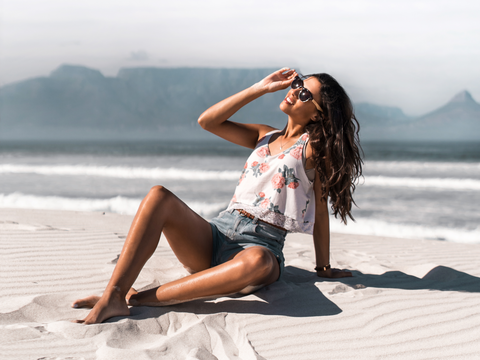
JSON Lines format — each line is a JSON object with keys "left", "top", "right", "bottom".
{"left": 344, "top": 265, "right": 480, "bottom": 293}
{"left": 121, "top": 264, "right": 480, "bottom": 323}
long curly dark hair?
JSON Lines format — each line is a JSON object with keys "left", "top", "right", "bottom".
{"left": 304, "top": 73, "right": 363, "bottom": 224}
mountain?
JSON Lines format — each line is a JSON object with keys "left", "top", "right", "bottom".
{"left": 357, "top": 91, "right": 480, "bottom": 141}
{"left": 403, "top": 90, "right": 480, "bottom": 140}
{"left": 355, "top": 103, "right": 412, "bottom": 140}
{"left": 355, "top": 103, "right": 411, "bottom": 125}
{"left": 1, "top": 65, "right": 479, "bottom": 141}
{"left": 0, "top": 65, "right": 286, "bottom": 140}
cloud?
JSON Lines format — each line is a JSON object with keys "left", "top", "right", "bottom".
{"left": 59, "top": 40, "right": 82, "bottom": 47}
{"left": 1, "top": 0, "right": 479, "bottom": 113}
{"left": 127, "top": 50, "right": 149, "bottom": 61}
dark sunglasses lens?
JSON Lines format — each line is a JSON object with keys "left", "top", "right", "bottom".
{"left": 291, "top": 77, "right": 303, "bottom": 89}
{"left": 298, "top": 89, "right": 313, "bottom": 102}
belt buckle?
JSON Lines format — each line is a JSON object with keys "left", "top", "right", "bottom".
{"left": 239, "top": 209, "right": 253, "bottom": 220}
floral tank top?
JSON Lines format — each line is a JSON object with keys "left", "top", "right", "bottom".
{"left": 224, "top": 130, "right": 315, "bottom": 234}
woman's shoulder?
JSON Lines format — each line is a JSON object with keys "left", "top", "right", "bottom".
{"left": 259, "top": 126, "right": 280, "bottom": 138}
{"left": 256, "top": 126, "right": 281, "bottom": 144}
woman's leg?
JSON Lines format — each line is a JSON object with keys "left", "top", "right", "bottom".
{"left": 73, "top": 185, "right": 214, "bottom": 324}
{"left": 73, "top": 186, "right": 280, "bottom": 324}
{"left": 129, "top": 246, "right": 279, "bottom": 306}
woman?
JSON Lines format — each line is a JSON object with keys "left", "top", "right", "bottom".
{"left": 73, "top": 68, "right": 362, "bottom": 324}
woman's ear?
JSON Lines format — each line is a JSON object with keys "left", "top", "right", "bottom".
{"left": 311, "top": 112, "right": 321, "bottom": 122}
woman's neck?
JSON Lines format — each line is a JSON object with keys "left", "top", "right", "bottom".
{"left": 281, "top": 119, "right": 306, "bottom": 139}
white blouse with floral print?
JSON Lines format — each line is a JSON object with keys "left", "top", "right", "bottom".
{"left": 223, "top": 130, "right": 316, "bottom": 234}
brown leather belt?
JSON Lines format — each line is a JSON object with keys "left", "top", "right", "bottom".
{"left": 236, "top": 209, "right": 288, "bottom": 232}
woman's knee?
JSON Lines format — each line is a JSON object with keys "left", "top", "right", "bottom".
{"left": 147, "top": 185, "right": 173, "bottom": 204}
{"left": 240, "top": 247, "right": 278, "bottom": 281}
{"left": 142, "top": 186, "right": 180, "bottom": 216}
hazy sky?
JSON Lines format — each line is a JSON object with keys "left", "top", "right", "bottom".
{"left": 1, "top": 0, "right": 479, "bottom": 115}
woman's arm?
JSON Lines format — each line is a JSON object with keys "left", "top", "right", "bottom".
{"left": 312, "top": 159, "right": 353, "bottom": 278}
{"left": 198, "top": 68, "right": 296, "bottom": 149}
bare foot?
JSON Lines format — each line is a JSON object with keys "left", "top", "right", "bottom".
{"left": 72, "top": 295, "right": 101, "bottom": 309}
{"left": 74, "top": 292, "right": 130, "bottom": 324}
{"left": 72, "top": 288, "right": 138, "bottom": 309}
{"left": 126, "top": 288, "right": 139, "bottom": 305}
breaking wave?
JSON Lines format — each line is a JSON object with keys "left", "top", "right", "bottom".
{"left": 0, "top": 192, "right": 227, "bottom": 219}
{"left": 362, "top": 176, "right": 480, "bottom": 191}
{"left": 1, "top": 192, "right": 478, "bottom": 244}
{"left": 0, "top": 164, "right": 240, "bottom": 181}
{"left": 2, "top": 164, "right": 480, "bottom": 191}
{"left": 330, "top": 217, "right": 480, "bottom": 244}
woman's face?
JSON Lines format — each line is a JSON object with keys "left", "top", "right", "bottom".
{"left": 279, "top": 77, "right": 322, "bottom": 122}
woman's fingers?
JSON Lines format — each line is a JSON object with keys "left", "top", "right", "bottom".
{"left": 279, "top": 67, "right": 295, "bottom": 76}
{"left": 270, "top": 68, "right": 297, "bottom": 90}
{"left": 278, "top": 68, "right": 297, "bottom": 82}
{"left": 316, "top": 268, "right": 353, "bottom": 278}
{"left": 332, "top": 269, "right": 353, "bottom": 278}
{"left": 270, "top": 67, "right": 295, "bottom": 80}
{"left": 255, "top": 67, "right": 296, "bottom": 93}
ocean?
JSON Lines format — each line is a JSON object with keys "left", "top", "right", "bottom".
{"left": 1, "top": 140, "right": 479, "bottom": 244}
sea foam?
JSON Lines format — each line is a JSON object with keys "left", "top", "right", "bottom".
{"left": 362, "top": 176, "right": 480, "bottom": 191}
{"left": 2, "top": 164, "right": 480, "bottom": 191}
{"left": 330, "top": 217, "right": 480, "bottom": 244}
{"left": 1, "top": 192, "right": 478, "bottom": 244}
{"left": 365, "top": 161, "right": 480, "bottom": 173}
{"left": 0, "top": 164, "right": 240, "bottom": 181}
{"left": 0, "top": 192, "right": 227, "bottom": 218}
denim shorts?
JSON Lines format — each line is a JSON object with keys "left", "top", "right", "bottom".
{"left": 209, "top": 209, "right": 287, "bottom": 279}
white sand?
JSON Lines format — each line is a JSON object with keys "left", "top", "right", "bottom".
{"left": 1, "top": 208, "right": 479, "bottom": 360}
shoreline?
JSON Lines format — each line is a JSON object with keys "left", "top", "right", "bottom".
{"left": 1, "top": 203, "right": 479, "bottom": 245}
{"left": 1, "top": 208, "right": 479, "bottom": 359}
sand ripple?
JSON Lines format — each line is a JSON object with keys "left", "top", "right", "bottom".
{"left": 1, "top": 209, "right": 480, "bottom": 359}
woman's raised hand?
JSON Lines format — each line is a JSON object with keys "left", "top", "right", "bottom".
{"left": 254, "top": 68, "right": 297, "bottom": 93}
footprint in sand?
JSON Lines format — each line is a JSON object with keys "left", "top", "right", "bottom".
{"left": 329, "top": 284, "right": 352, "bottom": 294}
{"left": 37, "top": 357, "right": 85, "bottom": 360}
{"left": 329, "top": 284, "right": 382, "bottom": 296}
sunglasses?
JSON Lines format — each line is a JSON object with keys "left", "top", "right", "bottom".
{"left": 291, "top": 76, "right": 323, "bottom": 112}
